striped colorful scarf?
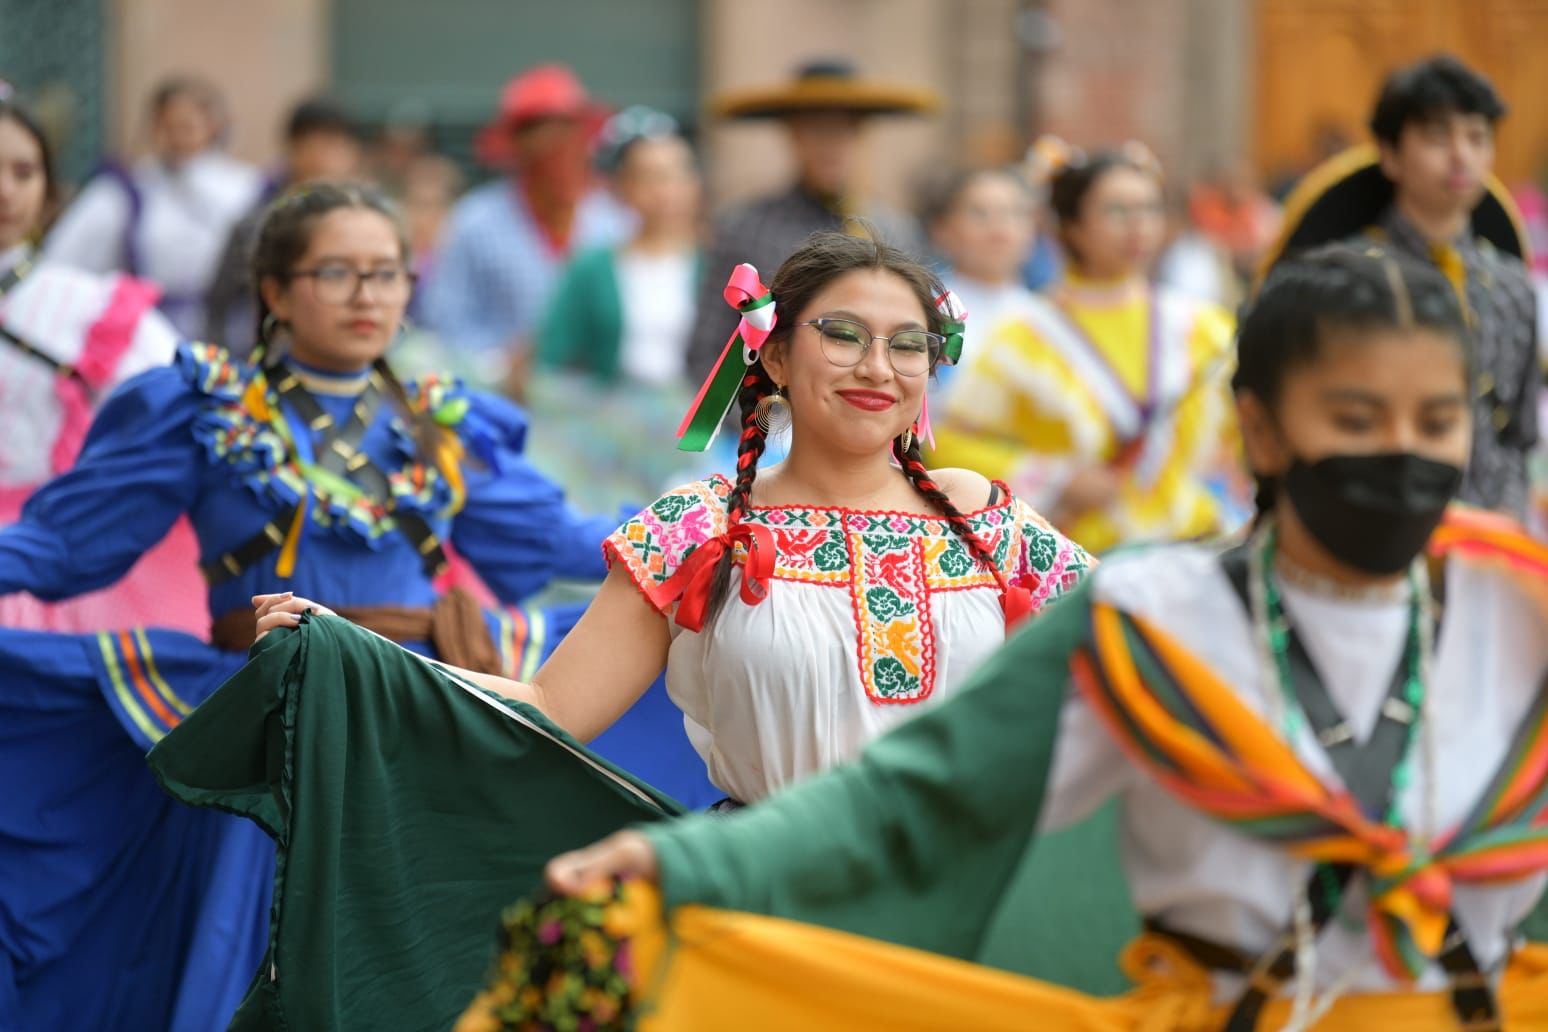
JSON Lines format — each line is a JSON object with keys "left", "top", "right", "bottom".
{"left": 1072, "top": 513, "right": 1548, "bottom": 980}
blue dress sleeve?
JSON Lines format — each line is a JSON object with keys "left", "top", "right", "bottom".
{"left": 0, "top": 365, "right": 202, "bottom": 600}
{"left": 448, "top": 388, "right": 621, "bottom": 603}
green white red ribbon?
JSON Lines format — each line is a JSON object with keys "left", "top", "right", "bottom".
{"left": 675, "top": 264, "right": 777, "bottom": 452}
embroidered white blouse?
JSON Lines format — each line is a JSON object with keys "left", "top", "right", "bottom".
{"left": 606, "top": 474, "right": 1092, "bottom": 803}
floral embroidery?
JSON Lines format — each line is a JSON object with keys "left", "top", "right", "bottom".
{"left": 605, "top": 475, "right": 1090, "bottom": 706}
{"left": 850, "top": 534, "right": 934, "bottom": 703}
{"left": 178, "top": 342, "right": 473, "bottom": 548}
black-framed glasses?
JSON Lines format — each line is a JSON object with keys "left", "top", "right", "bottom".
{"left": 801, "top": 318, "right": 943, "bottom": 377}
{"left": 291, "top": 263, "right": 415, "bottom": 305}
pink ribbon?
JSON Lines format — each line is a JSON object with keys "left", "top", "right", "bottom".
{"left": 51, "top": 275, "right": 161, "bottom": 473}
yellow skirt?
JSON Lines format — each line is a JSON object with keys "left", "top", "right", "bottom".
{"left": 458, "top": 882, "right": 1548, "bottom": 1031}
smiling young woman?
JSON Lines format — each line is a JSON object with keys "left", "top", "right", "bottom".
{"left": 259, "top": 230, "right": 1093, "bottom": 807}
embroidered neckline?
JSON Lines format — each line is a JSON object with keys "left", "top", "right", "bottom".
{"left": 609, "top": 476, "right": 1091, "bottom": 708}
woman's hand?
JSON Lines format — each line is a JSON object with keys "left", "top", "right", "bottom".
{"left": 545, "top": 831, "right": 659, "bottom": 895}
{"left": 252, "top": 592, "right": 337, "bottom": 643}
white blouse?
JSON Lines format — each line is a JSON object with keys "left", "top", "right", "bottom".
{"left": 0, "top": 248, "right": 181, "bottom": 487}
{"left": 606, "top": 475, "right": 1092, "bottom": 804}
{"left": 614, "top": 248, "right": 696, "bottom": 386}
{"left": 1041, "top": 542, "right": 1548, "bottom": 995}
{"left": 42, "top": 152, "right": 262, "bottom": 337}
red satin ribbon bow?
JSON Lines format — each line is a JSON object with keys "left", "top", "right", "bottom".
{"left": 646, "top": 523, "right": 776, "bottom": 632}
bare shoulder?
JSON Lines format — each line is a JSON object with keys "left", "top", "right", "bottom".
{"left": 930, "top": 467, "right": 998, "bottom": 512}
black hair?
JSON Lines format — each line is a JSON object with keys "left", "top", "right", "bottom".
{"left": 1047, "top": 148, "right": 1160, "bottom": 265}
{"left": 1232, "top": 242, "right": 1471, "bottom": 520}
{"left": 149, "top": 75, "right": 221, "bottom": 119}
{"left": 285, "top": 96, "right": 359, "bottom": 142}
{"left": 702, "top": 229, "right": 1016, "bottom": 624}
{"left": 919, "top": 166, "right": 1032, "bottom": 228}
{"left": 1048, "top": 151, "right": 1155, "bottom": 223}
{"left": 250, "top": 182, "right": 442, "bottom": 461}
{"left": 0, "top": 97, "right": 57, "bottom": 207}
{"left": 1369, "top": 54, "right": 1506, "bottom": 146}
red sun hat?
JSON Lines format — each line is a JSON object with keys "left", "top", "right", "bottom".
{"left": 475, "top": 63, "right": 610, "bottom": 166}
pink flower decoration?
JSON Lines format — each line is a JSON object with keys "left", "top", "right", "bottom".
{"left": 538, "top": 920, "right": 563, "bottom": 945}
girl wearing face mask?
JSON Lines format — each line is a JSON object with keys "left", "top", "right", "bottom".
{"left": 502, "top": 245, "right": 1548, "bottom": 1031}
{"left": 932, "top": 138, "right": 1244, "bottom": 555}
{"left": 0, "top": 97, "right": 208, "bottom": 635}
{"left": 0, "top": 182, "right": 633, "bottom": 1031}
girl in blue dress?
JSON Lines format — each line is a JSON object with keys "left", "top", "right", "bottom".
{"left": 0, "top": 182, "right": 703, "bottom": 1031}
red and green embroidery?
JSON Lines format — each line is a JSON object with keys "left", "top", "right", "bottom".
{"left": 606, "top": 476, "right": 1091, "bottom": 705}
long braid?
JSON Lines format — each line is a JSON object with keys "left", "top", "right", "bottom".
{"left": 704, "top": 367, "right": 773, "bottom": 622}
{"left": 896, "top": 435, "right": 1014, "bottom": 598}
{"left": 370, "top": 356, "right": 464, "bottom": 471}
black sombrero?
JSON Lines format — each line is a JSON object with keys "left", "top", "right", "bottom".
{"left": 1256, "top": 144, "right": 1530, "bottom": 289}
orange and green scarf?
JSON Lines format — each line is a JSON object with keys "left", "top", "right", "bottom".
{"left": 1072, "top": 512, "right": 1548, "bottom": 980}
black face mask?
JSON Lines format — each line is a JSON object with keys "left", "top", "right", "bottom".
{"left": 1281, "top": 452, "right": 1463, "bottom": 575}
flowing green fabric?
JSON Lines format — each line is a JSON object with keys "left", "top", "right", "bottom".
{"left": 645, "top": 574, "right": 1548, "bottom": 991}
{"left": 647, "top": 578, "right": 1140, "bottom": 991}
{"left": 148, "top": 615, "right": 682, "bottom": 1031}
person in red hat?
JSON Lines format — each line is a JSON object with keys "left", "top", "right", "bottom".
{"left": 421, "top": 63, "right": 632, "bottom": 391}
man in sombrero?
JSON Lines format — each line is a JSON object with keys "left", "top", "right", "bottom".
{"left": 1265, "top": 54, "right": 1538, "bottom": 517}
{"left": 686, "top": 59, "right": 936, "bottom": 379}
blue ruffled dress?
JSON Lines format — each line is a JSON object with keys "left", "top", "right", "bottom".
{"left": 0, "top": 344, "right": 713, "bottom": 1031}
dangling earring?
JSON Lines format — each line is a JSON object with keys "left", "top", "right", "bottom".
{"left": 900, "top": 424, "right": 914, "bottom": 453}
{"left": 754, "top": 386, "right": 791, "bottom": 434}
{"left": 260, "top": 313, "right": 283, "bottom": 346}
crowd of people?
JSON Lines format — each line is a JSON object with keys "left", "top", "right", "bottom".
{"left": 1, "top": 47, "right": 1546, "bottom": 1032}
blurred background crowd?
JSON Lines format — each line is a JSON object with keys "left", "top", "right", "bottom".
{"left": 4, "top": 0, "right": 1547, "bottom": 519}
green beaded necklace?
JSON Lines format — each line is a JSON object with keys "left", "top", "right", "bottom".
{"left": 1255, "top": 527, "right": 1427, "bottom": 830}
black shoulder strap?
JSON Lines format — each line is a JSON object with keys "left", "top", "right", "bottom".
{"left": 1215, "top": 544, "right": 1498, "bottom": 1031}
{"left": 201, "top": 365, "right": 448, "bottom": 585}
{"left": 1219, "top": 546, "right": 1416, "bottom": 817}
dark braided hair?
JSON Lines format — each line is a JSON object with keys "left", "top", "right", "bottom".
{"left": 896, "top": 435, "right": 1015, "bottom": 599}
{"left": 702, "top": 230, "right": 1013, "bottom": 623}
{"left": 250, "top": 181, "right": 447, "bottom": 464}
{"left": 1234, "top": 242, "right": 1470, "bottom": 523}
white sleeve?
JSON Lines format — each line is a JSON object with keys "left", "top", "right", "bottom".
{"left": 42, "top": 178, "right": 130, "bottom": 274}
{"left": 1036, "top": 682, "right": 1135, "bottom": 833}
{"left": 110, "top": 305, "right": 182, "bottom": 386}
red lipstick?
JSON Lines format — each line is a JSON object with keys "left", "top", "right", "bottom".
{"left": 836, "top": 389, "right": 898, "bottom": 412}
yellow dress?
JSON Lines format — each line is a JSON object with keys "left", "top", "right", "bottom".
{"left": 932, "top": 275, "right": 1239, "bottom": 554}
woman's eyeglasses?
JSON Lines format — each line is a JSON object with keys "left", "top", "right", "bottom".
{"left": 801, "top": 318, "right": 943, "bottom": 377}
{"left": 291, "top": 263, "right": 415, "bottom": 305}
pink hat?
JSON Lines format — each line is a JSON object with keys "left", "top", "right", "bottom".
{"left": 476, "top": 64, "right": 609, "bottom": 165}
